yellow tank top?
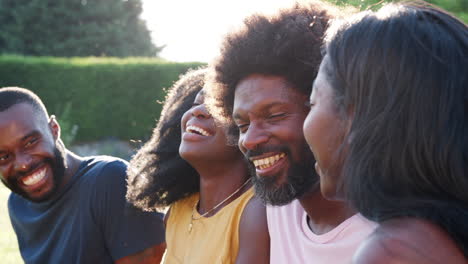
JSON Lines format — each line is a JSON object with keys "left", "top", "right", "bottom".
{"left": 163, "top": 187, "right": 254, "bottom": 264}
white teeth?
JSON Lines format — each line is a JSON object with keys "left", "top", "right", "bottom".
{"left": 22, "top": 168, "right": 46, "bottom": 186}
{"left": 186, "top": 125, "right": 212, "bottom": 136}
{"left": 252, "top": 153, "right": 286, "bottom": 170}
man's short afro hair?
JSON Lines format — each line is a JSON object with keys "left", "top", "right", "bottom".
{"left": 206, "top": 1, "right": 341, "bottom": 125}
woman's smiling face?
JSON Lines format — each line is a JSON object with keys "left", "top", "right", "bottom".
{"left": 179, "top": 90, "right": 240, "bottom": 165}
{"left": 303, "top": 56, "right": 350, "bottom": 200}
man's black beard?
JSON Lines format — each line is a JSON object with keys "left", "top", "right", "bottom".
{"left": 2, "top": 142, "right": 67, "bottom": 202}
{"left": 245, "top": 144, "right": 317, "bottom": 206}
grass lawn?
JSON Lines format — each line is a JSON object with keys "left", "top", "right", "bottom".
{"left": 0, "top": 187, "right": 22, "bottom": 263}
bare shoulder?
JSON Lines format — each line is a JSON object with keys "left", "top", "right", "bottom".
{"left": 164, "top": 207, "right": 171, "bottom": 227}
{"left": 115, "top": 243, "right": 166, "bottom": 264}
{"left": 239, "top": 195, "right": 269, "bottom": 238}
{"left": 353, "top": 218, "right": 466, "bottom": 264}
{"left": 236, "top": 195, "right": 270, "bottom": 264}
{"left": 242, "top": 195, "right": 267, "bottom": 221}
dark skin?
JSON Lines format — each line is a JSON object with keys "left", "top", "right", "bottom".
{"left": 115, "top": 244, "right": 166, "bottom": 264}
{"left": 236, "top": 196, "right": 270, "bottom": 263}
{"left": 179, "top": 91, "right": 270, "bottom": 263}
{"left": 0, "top": 103, "right": 165, "bottom": 264}
{"left": 196, "top": 167, "right": 270, "bottom": 264}
{"left": 233, "top": 74, "right": 354, "bottom": 235}
{"left": 0, "top": 104, "right": 79, "bottom": 202}
{"left": 299, "top": 190, "right": 355, "bottom": 234}
{"left": 353, "top": 218, "right": 466, "bottom": 264}
{"left": 307, "top": 60, "right": 467, "bottom": 262}
{"left": 180, "top": 91, "right": 251, "bottom": 214}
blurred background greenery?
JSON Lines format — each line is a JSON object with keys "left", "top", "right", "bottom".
{"left": 0, "top": 55, "right": 204, "bottom": 143}
{"left": 329, "top": 0, "right": 468, "bottom": 21}
{"left": 0, "top": 0, "right": 466, "bottom": 263}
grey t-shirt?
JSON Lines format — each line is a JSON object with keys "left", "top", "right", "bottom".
{"left": 8, "top": 156, "right": 165, "bottom": 264}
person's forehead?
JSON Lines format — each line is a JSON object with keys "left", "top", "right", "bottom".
{"left": 312, "top": 61, "right": 334, "bottom": 94}
{"left": 235, "top": 75, "right": 289, "bottom": 99}
{"left": 233, "top": 75, "right": 304, "bottom": 110}
{"left": 0, "top": 103, "right": 47, "bottom": 132}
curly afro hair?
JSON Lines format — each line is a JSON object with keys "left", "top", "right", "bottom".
{"left": 126, "top": 68, "right": 206, "bottom": 211}
{"left": 205, "top": 1, "right": 341, "bottom": 129}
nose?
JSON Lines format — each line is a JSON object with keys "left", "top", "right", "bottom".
{"left": 240, "top": 123, "right": 269, "bottom": 151}
{"left": 14, "top": 153, "right": 33, "bottom": 172}
{"left": 191, "top": 104, "right": 211, "bottom": 119}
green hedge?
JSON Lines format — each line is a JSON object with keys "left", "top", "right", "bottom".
{"left": 0, "top": 55, "right": 205, "bottom": 142}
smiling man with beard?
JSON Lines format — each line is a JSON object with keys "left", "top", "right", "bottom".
{"left": 206, "top": 2, "right": 376, "bottom": 263}
{"left": 0, "top": 87, "right": 165, "bottom": 264}
{"left": 1, "top": 141, "right": 66, "bottom": 202}
{"left": 241, "top": 118, "right": 316, "bottom": 206}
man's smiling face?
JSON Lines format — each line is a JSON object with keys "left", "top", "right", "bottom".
{"left": 233, "top": 74, "right": 317, "bottom": 205}
{"left": 0, "top": 103, "right": 66, "bottom": 202}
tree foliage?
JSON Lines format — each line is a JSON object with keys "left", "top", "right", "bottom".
{"left": 327, "top": 0, "right": 468, "bottom": 23}
{"left": 0, "top": 0, "right": 162, "bottom": 57}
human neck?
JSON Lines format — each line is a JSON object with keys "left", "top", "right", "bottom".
{"left": 195, "top": 158, "right": 250, "bottom": 215}
{"left": 59, "top": 150, "right": 84, "bottom": 190}
{"left": 299, "top": 190, "right": 355, "bottom": 235}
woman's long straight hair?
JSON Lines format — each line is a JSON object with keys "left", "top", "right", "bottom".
{"left": 324, "top": 2, "right": 468, "bottom": 256}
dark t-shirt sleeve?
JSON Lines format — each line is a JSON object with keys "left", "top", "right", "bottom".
{"left": 91, "top": 159, "right": 165, "bottom": 260}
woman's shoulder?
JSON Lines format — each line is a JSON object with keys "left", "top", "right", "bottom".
{"left": 236, "top": 195, "right": 270, "bottom": 264}
{"left": 353, "top": 218, "right": 466, "bottom": 264}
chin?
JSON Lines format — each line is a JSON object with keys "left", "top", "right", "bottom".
{"left": 18, "top": 180, "right": 57, "bottom": 203}
{"left": 253, "top": 177, "right": 299, "bottom": 206}
{"left": 320, "top": 184, "right": 343, "bottom": 201}
{"left": 28, "top": 189, "right": 56, "bottom": 203}
{"left": 179, "top": 146, "right": 197, "bottom": 161}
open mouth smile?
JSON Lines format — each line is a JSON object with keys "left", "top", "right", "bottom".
{"left": 250, "top": 153, "right": 286, "bottom": 170}
{"left": 186, "top": 125, "right": 212, "bottom": 136}
{"left": 18, "top": 165, "right": 49, "bottom": 190}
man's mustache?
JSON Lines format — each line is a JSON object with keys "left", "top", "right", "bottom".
{"left": 10, "top": 162, "right": 42, "bottom": 183}
{"left": 244, "top": 145, "right": 290, "bottom": 160}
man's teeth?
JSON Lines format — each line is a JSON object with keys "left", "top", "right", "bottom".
{"left": 22, "top": 168, "right": 46, "bottom": 186}
{"left": 252, "top": 153, "right": 286, "bottom": 170}
{"left": 186, "top": 125, "right": 211, "bottom": 136}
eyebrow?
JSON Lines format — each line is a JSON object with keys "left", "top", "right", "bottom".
{"left": 20, "top": 130, "right": 41, "bottom": 142}
{"left": 0, "top": 131, "right": 41, "bottom": 153}
{"left": 233, "top": 101, "right": 287, "bottom": 120}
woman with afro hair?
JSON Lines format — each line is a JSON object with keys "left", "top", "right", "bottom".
{"left": 126, "top": 68, "right": 269, "bottom": 263}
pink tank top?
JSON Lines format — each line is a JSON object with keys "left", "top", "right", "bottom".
{"left": 267, "top": 199, "right": 377, "bottom": 263}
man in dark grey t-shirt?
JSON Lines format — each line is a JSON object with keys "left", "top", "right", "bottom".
{"left": 0, "top": 87, "right": 165, "bottom": 264}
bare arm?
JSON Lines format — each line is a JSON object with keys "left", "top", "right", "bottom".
{"left": 235, "top": 196, "right": 270, "bottom": 264}
{"left": 353, "top": 219, "right": 466, "bottom": 264}
{"left": 115, "top": 243, "right": 166, "bottom": 264}
{"left": 164, "top": 208, "right": 171, "bottom": 228}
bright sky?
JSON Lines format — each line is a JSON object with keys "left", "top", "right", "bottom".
{"left": 141, "top": 0, "right": 297, "bottom": 62}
